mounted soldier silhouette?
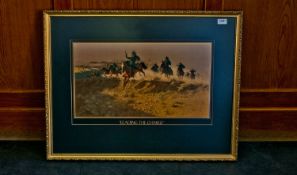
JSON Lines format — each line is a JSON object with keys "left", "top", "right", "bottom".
{"left": 100, "top": 63, "right": 121, "bottom": 77}
{"left": 122, "top": 51, "right": 147, "bottom": 86}
{"left": 151, "top": 63, "right": 159, "bottom": 73}
{"left": 190, "top": 69, "right": 198, "bottom": 80}
{"left": 177, "top": 62, "right": 185, "bottom": 79}
{"left": 108, "top": 63, "right": 121, "bottom": 77}
{"left": 160, "top": 56, "right": 173, "bottom": 78}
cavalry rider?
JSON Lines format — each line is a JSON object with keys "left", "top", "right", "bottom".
{"left": 177, "top": 62, "right": 186, "bottom": 78}
{"left": 125, "top": 50, "right": 141, "bottom": 69}
{"left": 190, "top": 69, "right": 197, "bottom": 79}
{"left": 177, "top": 62, "right": 185, "bottom": 70}
{"left": 160, "top": 56, "right": 173, "bottom": 77}
{"left": 151, "top": 63, "right": 159, "bottom": 72}
{"left": 109, "top": 63, "right": 120, "bottom": 74}
{"left": 164, "top": 56, "right": 171, "bottom": 67}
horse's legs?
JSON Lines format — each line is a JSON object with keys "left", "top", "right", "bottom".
{"left": 140, "top": 70, "right": 145, "bottom": 76}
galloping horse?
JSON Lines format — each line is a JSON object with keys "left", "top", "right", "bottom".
{"left": 122, "top": 61, "right": 147, "bottom": 86}
{"left": 160, "top": 60, "right": 173, "bottom": 78}
{"left": 151, "top": 64, "right": 159, "bottom": 73}
{"left": 108, "top": 63, "right": 121, "bottom": 77}
{"left": 177, "top": 63, "right": 185, "bottom": 79}
{"left": 100, "top": 63, "right": 121, "bottom": 77}
{"left": 190, "top": 69, "right": 199, "bottom": 80}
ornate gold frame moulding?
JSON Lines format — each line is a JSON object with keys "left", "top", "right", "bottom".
{"left": 44, "top": 10, "right": 242, "bottom": 161}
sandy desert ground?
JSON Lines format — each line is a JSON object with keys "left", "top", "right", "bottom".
{"left": 74, "top": 69, "right": 210, "bottom": 118}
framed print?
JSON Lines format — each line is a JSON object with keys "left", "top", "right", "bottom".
{"left": 44, "top": 10, "right": 242, "bottom": 161}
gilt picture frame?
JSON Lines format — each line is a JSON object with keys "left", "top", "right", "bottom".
{"left": 44, "top": 10, "right": 242, "bottom": 161}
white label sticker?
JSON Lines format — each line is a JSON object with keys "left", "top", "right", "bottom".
{"left": 217, "top": 18, "right": 228, "bottom": 25}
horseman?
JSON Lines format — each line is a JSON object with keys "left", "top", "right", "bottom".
{"left": 122, "top": 51, "right": 147, "bottom": 86}
{"left": 109, "top": 63, "right": 117, "bottom": 72}
{"left": 164, "top": 56, "right": 171, "bottom": 67}
{"left": 125, "top": 50, "right": 141, "bottom": 70}
{"left": 177, "top": 62, "right": 186, "bottom": 78}
{"left": 109, "top": 63, "right": 121, "bottom": 76}
{"left": 190, "top": 69, "right": 197, "bottom": 79}
{"left": 151, "top": 63, "right": 159, "bottom": 73}
{"left": 160, "top": 56, "right": 173, "bottom": 78}
{"left": 177, "top": 62, "right": 185, "bottom": 70}
{"left": 160, "top": 56, "right": 172, "bottom": 71}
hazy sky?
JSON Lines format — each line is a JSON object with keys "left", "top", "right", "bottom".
{"left": 73, "top": 42, "right": 212, "bottom": 77}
